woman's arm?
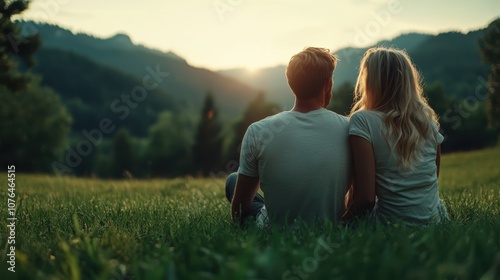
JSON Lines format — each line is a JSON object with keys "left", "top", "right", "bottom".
{"left": 436, "top": 145, "right": 441, "bottom": 178}
{"left": 343, "top": 135, "right": 376, "bottom": 220}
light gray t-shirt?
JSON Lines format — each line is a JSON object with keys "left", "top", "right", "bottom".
{"left": 239, "top": 108, "right": 352, "bottom": 226}
{"left": 349, "top": 110, "right": 448, "bottom": 225}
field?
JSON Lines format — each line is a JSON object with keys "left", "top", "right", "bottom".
{"left": 1, "top": 147, "right": 499, "bottom": 280}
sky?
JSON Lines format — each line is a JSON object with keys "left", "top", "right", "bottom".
{"left": 20, "top": 0, "right": 500, "bottom": 71}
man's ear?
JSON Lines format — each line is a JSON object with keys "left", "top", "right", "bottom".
{"left": 324, "top": 79, "right": 333, "bottom": 93}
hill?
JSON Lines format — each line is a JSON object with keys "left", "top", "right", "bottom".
{"left": 411, "top": 30, "right": 488, "bottom": 97}
{"left": 17, "top": 21, "right": 259, "bottom": 118}
{"left": 28, "top": 48, "right": 177, "bottom": 137}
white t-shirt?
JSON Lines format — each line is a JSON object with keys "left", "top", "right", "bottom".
{"left": 349, "top": 110, "right": 449, "bottom": 225}
{"left": 238, "top": 108, "right": 352, "bottom": 226}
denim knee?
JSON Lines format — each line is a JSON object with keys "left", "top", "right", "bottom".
{"left": 225, "top": 172, "right": 238, "bottom": 202}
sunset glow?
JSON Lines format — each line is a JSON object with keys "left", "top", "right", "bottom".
{"left": 20, "top": 0, "right": 500, "bottom": 71}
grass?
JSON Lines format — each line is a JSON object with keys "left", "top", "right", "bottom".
{"left": 0, "top": 146, "right": 499, "bottom": 279}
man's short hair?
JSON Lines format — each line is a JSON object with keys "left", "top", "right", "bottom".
{"left": 286, "top": 47, "right": 338, "bottom": 99}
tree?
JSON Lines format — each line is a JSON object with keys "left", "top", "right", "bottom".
{"left": 424, "top": 82, "right": 452, "bottom": 115}
{"left": 0, "top": 1, "right": 72, "bottom": 173}
{"left": 192, "top": 93, "right": 224, "bottom": 176}
{"left": 112, "top": 128, "right": 134, "bottom": 178}
{"left": 146, "top": 111, "right": 194, "bottom": 177}
{"left": 327, "top": 82, "right": 354, "bottom": 116}
{"left": 479, "top": 18, "right": 500, "bottom": 130}
{"left": 225, "top": 92, "right": 279, "bottom": 165}
{"left": 424, "top": 82, "right": 497, "bottom": 152}
{"left": 0, "top": 0, "right": 40, "bottom": 91}
{"left": 0, "top": 80, "right": 72, "bottom": 171}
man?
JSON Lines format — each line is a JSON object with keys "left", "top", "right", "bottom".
{"left": 226, "top": 47, "right": 352, "bottom": 227}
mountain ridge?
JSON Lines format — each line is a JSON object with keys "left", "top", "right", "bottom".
{"left": 16, "top": 20, "right": 490, "bottom": 114}
{"left": 17, "top": 21, "right": 259, "bottom": 118}
{"left": 218, "top": 29, "right": 488, "bottom": 106}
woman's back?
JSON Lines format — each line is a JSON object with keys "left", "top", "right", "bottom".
{"left": 349, "top": 110, "right": 448, "bottom": 225}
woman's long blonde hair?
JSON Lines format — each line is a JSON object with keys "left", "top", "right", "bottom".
{"left": 350, "top": 47, "right": 439, "bottom": 170}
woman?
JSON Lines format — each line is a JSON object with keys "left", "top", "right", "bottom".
{"left": 343, "top": 47, "right": 449, "bottom": 225}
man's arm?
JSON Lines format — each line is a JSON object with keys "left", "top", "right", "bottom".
{"left": 343, "top": 135, "right": 376, "bottom": 220}
{"left": 231, "top": 173, "right": 260, "bottom": 224}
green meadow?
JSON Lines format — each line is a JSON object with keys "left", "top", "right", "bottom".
{"left": 1, "top": 146, "right": 499, "bottom": 280}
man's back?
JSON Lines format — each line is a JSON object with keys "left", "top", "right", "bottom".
{"left": 239, "top": 108, "right": 351, "bottom": 226}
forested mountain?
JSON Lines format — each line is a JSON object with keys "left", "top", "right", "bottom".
{"left": 220, "top": 31, "right": 488, "bottom": 106}
{"left": 411, "top": 30, "right": 488, "bottom": 98}
{"left": 17, "top": 21, "right": 258, "bottom": 118}
{"left": 19, "top": 20, "right": 489, "bottom": 115}
{"left": 29, "top": 48, "right": 177, "bottom": 137}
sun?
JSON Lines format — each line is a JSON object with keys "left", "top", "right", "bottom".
{"left": 245, "top": 67, "right": 260, "bottom": 75}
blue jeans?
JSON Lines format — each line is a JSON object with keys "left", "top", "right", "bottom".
{"left": 225, "top": 172, "right": 265, "bottom": 219}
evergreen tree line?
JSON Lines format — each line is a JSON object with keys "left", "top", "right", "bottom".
{"left": 60, "top": 92, "right": 279, "bottom": 178}
{"left": 69, "top": 71, "right": 500, "bottom": 178}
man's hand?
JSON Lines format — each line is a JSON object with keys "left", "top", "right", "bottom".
{"left": 231, "top": 174, "right": 260, "bottom": 225}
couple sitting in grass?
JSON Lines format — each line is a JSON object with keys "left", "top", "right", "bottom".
{"left": 225, "top": 47, "right": 449, "bottom": 228}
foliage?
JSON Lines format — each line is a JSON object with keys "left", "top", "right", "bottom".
{"left": 112, "top": 128, "right": 134, "bottom": 178}
{"left": 0, "top": 79, "right": 72, "bottom": 172}
{"left": 30, "top": 48, "right": 177, "bottom": 137}
{"left": 327, "top": 82, "right": 354, "bottom": 116}
{"left": 192, "top": 93, "right": 224, "bottom": 176}
{"left": 1, "top": 146, "right": 499, "bottom": 279}
{"left": 146, "top": 111, "right": 195, "bottom": 177}
{"left": 225, "top": 92, "right": 279, "bottom": 165}
{"left": 479, "top": 18, "right": 500, "bottom": 130}
{"left": 425, "top": 82, "right": 498, "bottom": 152}
{"left": 0, "top": 0, "right": 40, "bottom": 91}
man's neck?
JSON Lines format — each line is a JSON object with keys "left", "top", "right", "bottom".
{"left": 291, "top": 98, "right": 325, "bottom": 113}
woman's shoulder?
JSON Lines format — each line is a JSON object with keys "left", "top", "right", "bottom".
{"left": 348, "top": 110, "right": 385, "bottom": 139}
{"left": 429, "top": 121, "right": 445, "bottom": 144}
{"left": 350, "top": 110, "right": 384, "bottom": 122}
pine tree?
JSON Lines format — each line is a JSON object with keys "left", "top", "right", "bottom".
{"left": 146, "top": 111, "right": 194, "bottom": 177}
{"left": 0, "top": 2, "right": 71, "bottom": 173}
{"left": 192, "top": 93, "right": 223, "bottom": 176}
{"left": 112, "top": 128, "right": 134, "bottom": 178}
{"left": 479, "top": 18, "right": 500, "bottom": 130}
{"left": 226, "top": 92, "right": 279, "bottom": 165}
{"left": 0, "top": 0, "right": 40, "bottom": 92}
{"left": 327, "top": 82, "right": 354, "bottom": 116}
